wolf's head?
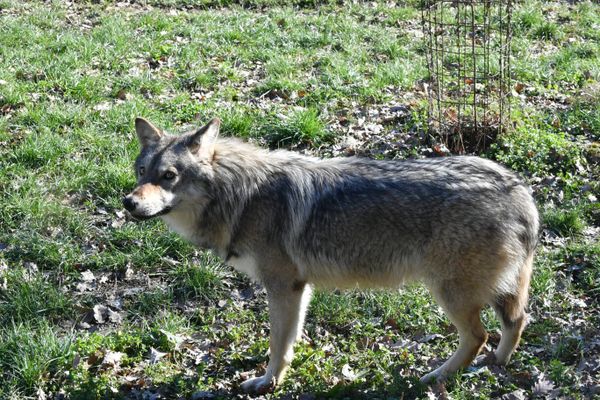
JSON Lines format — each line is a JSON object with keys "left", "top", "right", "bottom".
{"left": 123, "top": 118, "right": 220, "bottom": 220}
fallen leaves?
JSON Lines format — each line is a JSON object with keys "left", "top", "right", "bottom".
{"left": 93, "top": 101, "right": 111, "bottom": 112}
{"left": 514, "top": 82, "right": 526, "bottom": 94}
{"left": 81, "top": 269, "right": 95, "bottom": 282}
{"left": 101, "top": 350, "right": 126, "bottom": 370}
{"left": 115, "top": 88, "right": 130, "bottom": 101}
{"left": 500, "top": 389, "right": 527, "bottom": 400}
{"left": 532, "top": 372, "right": 559, "bottom": 398}
{"left": 340, "top": 363, "right": 357, "bottom": 381}
{"left": 76, "top": 269, "right": 108, "bottom": 292}
{"left": 92, "top": 304, "right": 123, "bottom": 325}
{"left": 0, "top": 259, "right": 7, "bottom": 290}
{"left": 149, "top": 347, "right": 167, "bottom": 364}
{"left": 93, "top": 304, "right": 108, "bottom": 324}
{"left": 1, "top": 1, "right": 598, "bottom": 399}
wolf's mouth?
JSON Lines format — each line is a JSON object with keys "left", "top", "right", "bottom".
{"left": 130, "top": 206, "right": 173, "bottom": 221}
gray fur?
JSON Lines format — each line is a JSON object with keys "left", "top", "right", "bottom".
{"left": 124, "top": 119, "right": 539, "bottom": 392}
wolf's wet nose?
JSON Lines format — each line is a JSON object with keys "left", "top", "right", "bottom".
{"left": 123, "top": 196, "right": 137, "bottom": 212}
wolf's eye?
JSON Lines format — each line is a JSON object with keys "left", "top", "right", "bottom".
{"left": 163, "top": 171, "right": 176, "bottom": 180}
{"left": 139, "top": 166, "right": 145, "bottom": 176}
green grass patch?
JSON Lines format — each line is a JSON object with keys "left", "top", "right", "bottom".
{"left": 532, "top": 21, "right": 560, "bottom": 41}
{"left": 0, "top": 322, "right": 75, "bottom": 397}
{"left": 0, "top": 265, "right": 72, "bottom": 325}
{"left": 170, "top": 256, "right": 229, "bottom": 303}
{"left": 491, "top": 117, "right": 584, "bottom": 178}
{"left": 0, "top": 0, "right": 599, "bottom": 398}
{"left": 259, "top": 107, "right": 331, "bottom": 147}
{"left": 543, "top": 208, "right": 586, "bottom": 237}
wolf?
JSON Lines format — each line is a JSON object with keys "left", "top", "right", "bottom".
{"left": 123, "top": 117, "right": 539, "bottom": 394}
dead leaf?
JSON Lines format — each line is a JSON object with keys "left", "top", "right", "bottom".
{"left": 159, "top": 329, "right": 187, "bottom": 350}
{"left": 101, "top": 350, "right": 125, "bottom": 369}
{"left": 0, "top": 259, "right": 8, "bottom": 290}
{"left": 125, "top": 264, "right": 134, "bottom": 280}
{"left": 122, "top": 375, "right": 143, "bottom": 389}
{"left": 341, "top": 363, "right": 356, "bottom": 381}
{"left": 36, "top": 388, "right": 47, "bottom": 400}
{"left": 420, "top": 333, "right": 444, "bottom": 343}
{"left": 116, "top": 89, "right": 128, "bottom": 100}
{"left": 81, "top": 270, "right": 95, "bottom": 282}
{"left": 444, "top": 108, "right": 458, "bottom": 123}
{"left": 500, "top": 389, "right": 527, "bottom": 400}
{"left": 93, "top": 102, "right": 111, "bottom": 111}
{"left": 532, "top": 373, "right": 555, "bottom": 397}
{"left": 149, "top": 347, "right": 167, "bottom": 364}
{"left": 111, "top": 219, "right": 125, "bottom": 229}
{"left": 76, "top": 282, "right": 92, "bottom": 292}
{"left": 87, "top": 350, "right": 102, "bottom": 366}
{"left": 322, "top": 343, "right": 335, "bottom": 356}
{"left": 93, "top": 304, "right": 108, "bottom": 324}
{"left": 108, "top": 308, "right": 123, "bottom": 324}
{"left": 427, "top": 381, "right": 449, "bottom": 400}
{"left": 385, "top": 318, "right": 399, "bottom": 330}
{"left": 514, "top": 82, "right": 525, "bottom": 94}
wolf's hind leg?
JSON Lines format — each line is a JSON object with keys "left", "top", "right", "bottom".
{"left": 240, "top": 283, "right": 312, "bottom": 394}
{"left": 492, "top": 255, "right": 532, "bottom": 365}
{"left": 421, "top": 286, "right": 488, "bottom": 383}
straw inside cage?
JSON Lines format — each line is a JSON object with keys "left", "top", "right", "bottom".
{"left": 422, "top": 0, "right": 513, "bottom": 154}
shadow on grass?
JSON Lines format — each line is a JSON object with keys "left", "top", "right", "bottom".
{"left": 301, "top": 375, "right": 428, "bottom": 400}
{"left": 63, "top": 372, "right": 428, "bottom": 400}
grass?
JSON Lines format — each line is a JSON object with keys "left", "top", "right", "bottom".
{"left": 0, "top": 322, "right": 76, "bottom": 395}
{"left": 543, "top": 208, "right": 586, "bottom": 237}
{"left": 0, "top": 266, "right": 72, "bottom": 325}
{"left": 0, "top": 0, "right": 599, "bottom": 398}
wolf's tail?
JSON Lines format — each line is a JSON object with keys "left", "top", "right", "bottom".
{"left": 491, "top": 252, "right": 533, "bottom": 364}
{"left": 489, "top": 192, "right": 538, "bottom": 364}
{"left": 525, "top": 203, "right": 540, "bottom": 256}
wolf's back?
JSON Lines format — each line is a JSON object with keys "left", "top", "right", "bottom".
{"left": 280, "top": 155, "right": 538, "bottom": 288}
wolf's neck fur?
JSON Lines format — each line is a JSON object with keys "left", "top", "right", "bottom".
{"left": 196, "top": 138, "right": 313, "bottom": 257}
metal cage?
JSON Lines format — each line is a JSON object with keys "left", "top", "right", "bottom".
{"left": 422, "top": 0, "right": 513, "bottom": 154}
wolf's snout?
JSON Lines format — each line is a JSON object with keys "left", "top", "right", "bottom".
{"left": 123, "top": 195, "right": 137, "bottom": 212}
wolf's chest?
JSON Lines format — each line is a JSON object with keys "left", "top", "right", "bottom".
{"left": 161, "top": 211, "right": 201, "bottom": 244}
{"left": 226, "top": 255, "right": 261, "bottom": 282}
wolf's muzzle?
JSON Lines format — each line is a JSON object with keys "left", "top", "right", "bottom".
{"left": 122, "top": 195, "right": 137, "bottom": 212}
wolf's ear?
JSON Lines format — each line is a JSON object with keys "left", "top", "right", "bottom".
{"left": 135, "top": 118, "right": 162, "bottom": 148}
{"left": 188, "top": 118, "right": 221, "bottom": 161}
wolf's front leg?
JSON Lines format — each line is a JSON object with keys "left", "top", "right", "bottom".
{"left": 241, "top": 283, "right": 311, "bottom": 394}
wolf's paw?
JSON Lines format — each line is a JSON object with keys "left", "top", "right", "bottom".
{"left": 240, "top": 374, "right": 276, "bottom": 395}
{"left": 420, "top": 369, "right": 447, "bottom": 385}
{"left": 474, "top": 352, "right": 496, "bottom": 367}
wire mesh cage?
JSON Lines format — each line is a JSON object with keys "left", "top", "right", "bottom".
{"left": 422, "top": 0, "right": 513, "bottom": 154}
